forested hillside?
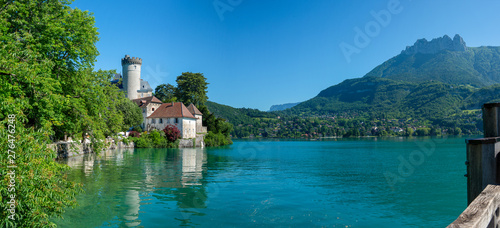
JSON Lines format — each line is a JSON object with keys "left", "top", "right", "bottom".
{"left": 207, "top": 35, "right": 500, "bottom": 138}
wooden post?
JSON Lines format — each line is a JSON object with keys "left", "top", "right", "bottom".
{"left": 483, "top": 103, "right": 500, "bottom": 138}
{"left": 466, "top": 103, "right": 500, "bottom": 205}
{"left": 466, "top": 138, "right": 500, "bottom": 205}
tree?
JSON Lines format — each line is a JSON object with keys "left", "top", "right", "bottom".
{"left": 116, "top": 97, "right": 143, "bottom": 131}
{"left": 175, "top": 72, "right": 209, "bottom": 106}
{"left": 405, "top": 127, "right": 414, "bottom": 136}
{"left": 154, "top": 83, "right": 177, "bottom": 103}
{"left": 163, "top": 125, "right": 181, "bottom": 142}
{"left": 0, "top": 0, "right": 127, "bottom": 226}
{"left": 198, "top": 105, "right": 216, "bottom": 131}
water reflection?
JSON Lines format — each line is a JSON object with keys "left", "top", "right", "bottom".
{"left": 182, "top": 148, "right": 207, "bottom": 186}
{"left": 65, "top": 153, "right": 95, "bottom": 176}
{"left": 123, "top": 189, "right": 141, "bottom": 227}
{"left": 54, "top": 147, "right": 211, "bottom": 228}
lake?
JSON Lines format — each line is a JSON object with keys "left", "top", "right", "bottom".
{"left": 52, "top": 137, "right": 468, "bottom": 227}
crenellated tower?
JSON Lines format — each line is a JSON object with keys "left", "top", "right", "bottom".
{"left": 121, "top": 55, "right": 142, "bottom": 99}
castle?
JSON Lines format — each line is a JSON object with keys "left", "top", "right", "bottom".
{"left": 113, "top": 55, "right": 206, "bottom": 138}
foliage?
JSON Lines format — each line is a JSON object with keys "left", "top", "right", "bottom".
{"left": 0, "top": 121, "right": 83, "bottom": 227}
{"left": 198, "top": 104, "right": 233, "bottom": 146}
{"left": 116, "top": 98, "right": 143, "bottom": 131}
{"left": 175, "top": 72, "right": 209, "bottom": 107}
{"left": 121, "top": 136, "right": 130, "bottom": 145}
{"left": 130, "top": 130, "right": 178, "bottom": 148}
{"left": 0, "top": 0, "right": 127, "bottom": 146}
{"left": 162, "top": 124, "right": 180, "bottom": 142}
{"left": 204, "top": 131, "right": 232, "bottom": 147}
{"left": 0, "top": 0, "right": 135, "bottom": 226}
{"left": 154, "top": 83, "right": 177, "bottom": 103}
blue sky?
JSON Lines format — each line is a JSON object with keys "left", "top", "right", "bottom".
{"left": 71, "top": 0, "right": 500, "bottom": 111}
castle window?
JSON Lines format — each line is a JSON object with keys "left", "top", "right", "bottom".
{"left": 160, "top": 118, "right": 163, "bottom": 124}
{"left": 152, "top": 119, "right": 155, "bottom": 124}
{"left": 175, "top": 118, "right": 178, "bottom": 124}
{"left": 152, "top": 107, "right": 155, "bottom": 112}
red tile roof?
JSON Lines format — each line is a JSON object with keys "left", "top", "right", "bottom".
{"left": 187, "top": 104, "right": 203, "bottom": 115}
{"left": 132, "top": 96, "right": 162, "bottom": 107}
{"left": 147, "top": 102, "right": 195, "bottom": 119}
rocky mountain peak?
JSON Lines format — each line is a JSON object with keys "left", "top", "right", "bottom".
{"left": 402, "top": 34, "right": 467, "bottom": 55}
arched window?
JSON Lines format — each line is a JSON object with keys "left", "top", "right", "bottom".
{"left": 152, "top": 107, "right": 155, "bottom": 112}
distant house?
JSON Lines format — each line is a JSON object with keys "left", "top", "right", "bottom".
{"left": 147, "top": 102, "right": 205, "bottom": 139}
{"left": 132, "top": 96, "right": 163, "bottom": 130}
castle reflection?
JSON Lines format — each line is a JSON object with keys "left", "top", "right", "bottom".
{"left": 56, "top": 147, "right": 210, "bottom": 227}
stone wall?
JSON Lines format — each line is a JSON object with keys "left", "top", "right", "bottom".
{"left": 179, "top": 135, "right": 205, "bottom": 148}
{"left": 52, "top": 134, "right": 205, "bottom": 159}
{"left": 50, "top": 140, "right": 134, "bottom": 159}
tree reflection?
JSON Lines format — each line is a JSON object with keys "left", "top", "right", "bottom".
{"left": 52, "top": 147, "right": 227, "bottom": 227}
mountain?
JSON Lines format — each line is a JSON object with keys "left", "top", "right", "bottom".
{"left": 364, "top": 34, "right": 500, "bottom": 87}
{"left": 289, "top": 76, "right": 477, "bottom": 118}
{"left": 288, "top": 35, "right": 500, "bottom": 117}
{"left": 205, "top": 101, "right": 277, "bottom": 125}
{"left": 269, "top": 102, "right": 300, "bottom": 112}
{"left": 206, "top": 35, "right": 500, "bottom": 137}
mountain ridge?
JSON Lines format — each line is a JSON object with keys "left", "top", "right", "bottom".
{"left": 401, "top": 34, "right": 467, "bottom": 55}
{"left": 207, "top": 35, "right": 500, "bottom": 137}
{"left": 269, "top": 102, "right": 300, "bottom": 112}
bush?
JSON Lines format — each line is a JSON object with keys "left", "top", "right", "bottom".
{"left": 0, "top": 123, "right": 82, "bottom": 227}
{"left": 122, "top": 137, "right": 130, "bottom": 145}
{"left": 150, "top": 130, "right": 164, "bottom": 146}
{"left": 131, "top": 130, "right": 179, "bottom": 148}
{"left": 133, "top": 136, "right": 151, "bottom": 148}
{"left": 204, "top": 131, "right": 233, "bottom": 147}
{"left": 163, "top": 125, "right": 180, "bottom": 142}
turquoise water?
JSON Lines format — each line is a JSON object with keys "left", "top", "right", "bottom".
{"left": 53, "top": 137, "right": 467, "bottom": 227}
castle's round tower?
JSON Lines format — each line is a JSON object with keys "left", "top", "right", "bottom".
{"left": 121, "top": 55, "right": 142, "bottom": 99}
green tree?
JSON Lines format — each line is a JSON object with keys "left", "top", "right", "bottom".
{"left": 154, "top": 83, "right": 177, "bottom": 103}
{"left": 405, "top": 127, "right": 414, "bottom": 136}
{"left": 175, "top": 72, "right": 209, "bottom": 106}
{"left": 116, "top": 97, "right": 143, "bottom": 131}
{"left": 0, "top": 0, "right": 127, "bottom": 226}
{"left": 415, "top": 127, "right": 431, "bottom": 136}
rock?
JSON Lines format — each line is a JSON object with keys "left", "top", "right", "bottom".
{"left": 402, "top": 34, "right": 467, "bottom": 55}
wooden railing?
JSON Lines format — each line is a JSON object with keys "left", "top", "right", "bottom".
{"left": 448, "top": 184, "right": 500, "bottom": 227}
{"left": 449, "top": 103, "right": 500, "bottom": 227}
